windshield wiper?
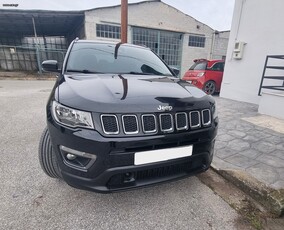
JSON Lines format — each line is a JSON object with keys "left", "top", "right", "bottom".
{"left": 123, "top": 72, "right": 173, "bottom": 76}
{"left": 66, "top": 69, "right": 101, "bottom": 74}
{"left": 123, "top": 71, "right": 158, "bottom": 75}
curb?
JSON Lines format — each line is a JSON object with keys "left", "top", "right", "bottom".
{"left": 0, "top": 71, "right": 56, "bottom": 80}
{"left": 0, "top": 77, "right": 56, "bottom": 80}
{"left": 210, "top": 165, "right": 284, "bottom": 217}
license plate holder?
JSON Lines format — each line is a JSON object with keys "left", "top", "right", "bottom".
{"left": 134, "top": 145, "right": 193, "bottom": 166}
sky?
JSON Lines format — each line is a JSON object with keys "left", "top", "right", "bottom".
{"left": 0, "top": 0, "right": 235, "bottom": 31}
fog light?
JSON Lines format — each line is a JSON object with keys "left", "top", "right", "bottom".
{"left": 59, "top": 145, "right": 97, "bottom": 170}
{"left": 123, "top": 172, "right": 135, "bottom": 183}
{"left": 66, "top": 153, "right": 77, "bottom": 160}
{"left": 60, "top": 146, "right": 97, "bottom": 159}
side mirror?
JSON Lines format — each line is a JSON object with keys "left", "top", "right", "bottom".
{"left": 171, "top": 67, "right": 180, "bottom": 77}
{"left": 42, "top": 60, "right": 59, "bottom": 73}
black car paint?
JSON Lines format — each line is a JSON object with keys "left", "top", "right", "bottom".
{"left": 57, "top": 74, "right": 211, "bottom": 113}
{"left": 45, "top": 40, "right": 218, "bottom": 192}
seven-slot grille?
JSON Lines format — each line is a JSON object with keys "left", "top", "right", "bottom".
{"left": 100, "top": 109, "right": 211, "bottom": 135}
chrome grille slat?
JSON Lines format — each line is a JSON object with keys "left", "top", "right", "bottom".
{"left": 122, "top": 115, "right": 139, "bottom": 134}
{"left": 101, "top": 115, "right": 119, "bottom": 134}
{"left": 189, "top": 111, "right": 201, "bottom": 129}
{"left": 201, "top": 109, "right": 211, "bottom": 126}
{"left": 142, "top": 114, "right": 157, "bottom": 133}
{"left": 175, "top": 112, "right": 188, "bottom": 130}
{"left": 159, "top": 114, "right": 174, "bottom": 132}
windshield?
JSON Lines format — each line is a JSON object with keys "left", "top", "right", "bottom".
{"left": 66, "top": 42, "right": 173, "bottom": 76}
{"left": 189, "top": 61, "right": 207, "bottom": 70}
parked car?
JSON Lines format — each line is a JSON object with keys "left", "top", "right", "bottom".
{"left": 182, "top": 59, "right": 225, "bottom": 95}
{"left": 38, "top": 39, "right": 218, "bottom": 193}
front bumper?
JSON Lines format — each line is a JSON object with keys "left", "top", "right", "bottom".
{"left": 47, "top": 117, "right": 218, "bottom": 193}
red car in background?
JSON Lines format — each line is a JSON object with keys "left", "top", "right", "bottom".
{"left": 182, "top": 59, "right": 225, "bottom": 95}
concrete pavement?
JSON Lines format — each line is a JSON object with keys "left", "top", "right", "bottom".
{"left": 213, "top": 97, "right": 284, "bottom": 216}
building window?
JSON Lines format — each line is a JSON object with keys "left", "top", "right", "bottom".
{"left": 188, "top": 34, "right": 206, "bottom": 48}
{"left": 132, "top": 27, "right": 182, "bottom": 68}
{"left": 96, "top": 24, "right": 121, "bottom": 39}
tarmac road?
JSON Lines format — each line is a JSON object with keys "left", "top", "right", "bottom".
{"left": 0, "top": 80, "right": 250, "bottom": 230}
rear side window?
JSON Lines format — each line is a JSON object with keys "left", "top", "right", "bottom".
{"left": 189, "top": 62, "right": 207, "bottom": 70}
{"left": 210, "top": 62, "right": 224, "bottom": 71}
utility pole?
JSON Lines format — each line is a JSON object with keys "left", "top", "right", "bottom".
{"left": 121, "top": 0, "right": 128, "bottom": 43}
{"left": 32, "top": 17, "right": 42, "bottom": 74}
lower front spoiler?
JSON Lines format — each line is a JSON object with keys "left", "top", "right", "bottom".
{"left": 61, "top": 152, "right": 212, "bottom": 193}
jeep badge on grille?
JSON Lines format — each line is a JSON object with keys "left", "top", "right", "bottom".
{"left": 157, "top": 105, "right": 173, "bottom": 111}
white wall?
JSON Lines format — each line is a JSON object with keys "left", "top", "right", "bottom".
{"left": 220, "top": 0, "right": 284, "bottom": 104}
{"left": 84, "top": 1, "right": 214, "bottom": 76}
{"left": 212, "top": 31, "right": 230, "bottom": 60}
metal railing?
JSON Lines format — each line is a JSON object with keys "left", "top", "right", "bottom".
{"left": 258, "top": 55, "right": 284, "bottom": 95}
{"left": 0, "top": 44, "right": 66, "bottom": 73}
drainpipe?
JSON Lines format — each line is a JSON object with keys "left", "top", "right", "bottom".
{"left": 121, "top": 0, "right": 128, "bottom": 43}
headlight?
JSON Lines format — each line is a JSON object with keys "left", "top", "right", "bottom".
{"left": 197, "top": 72, "right": 205, "bottom": 77}
{"left": 52, "top": 101, "right": 94, "bottom": 129}
{"left": 212, "top": 103, "right": 218, "bottom": 119}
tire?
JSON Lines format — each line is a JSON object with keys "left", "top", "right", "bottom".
{"left": 203, "top": 81, "right": 216, "bottom": 95}
{"left": 38, "top": 127, "right": 61, "bottom": 178}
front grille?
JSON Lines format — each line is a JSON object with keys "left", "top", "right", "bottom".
{"left": 160, "top": 114, "right": 174, "bottom": 132}
{"left": 101, "top": 115, "right": 119, "bottom": 134}
{"left": 122, "top": 115, "right": 138, "bottom": 134}
{"left": 100, "top": 109, "right": 211, "bottom": 135}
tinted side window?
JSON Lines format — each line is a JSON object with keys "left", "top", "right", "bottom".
{"left": 189, "top": 62, "right": 207, "bottom": 70}
{"left": 210, "top": 62, "right": 224, "bottom": 71}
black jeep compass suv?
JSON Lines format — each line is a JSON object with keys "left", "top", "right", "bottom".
{"left": 39, "top": 39, "right": 218, "bottom": 193}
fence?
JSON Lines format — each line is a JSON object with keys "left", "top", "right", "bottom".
{"left": 0, "top": 36, "right": 67, "bottom": 73}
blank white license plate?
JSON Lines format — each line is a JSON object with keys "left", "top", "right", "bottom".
{"left": 134, "top": 145, "right": 193, "bottom": 166}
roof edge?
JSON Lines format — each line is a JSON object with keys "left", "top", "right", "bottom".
{"left": 84, "top": 0, "right": 160, "bottom": 12}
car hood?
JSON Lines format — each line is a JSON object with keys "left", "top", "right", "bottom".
{"left": 57, "top": 74, "right": 213, "bottom": 113}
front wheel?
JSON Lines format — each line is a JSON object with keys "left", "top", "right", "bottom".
{"left": 38, "top": 127, "right": 61, "bottom": 178}
{"left": 203, "top": 81, "right": 216, "bottom": 95}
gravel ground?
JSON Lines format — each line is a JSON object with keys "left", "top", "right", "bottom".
{"left": 0, "top": 80, "right": 249, "bottom": 230}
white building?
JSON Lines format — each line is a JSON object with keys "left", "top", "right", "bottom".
{"left": 0, "top": 0, "right": 229, "bottom": 75}
{"left": 84, "top": 0, "right": 228, "bottom": 76}
{"left": 220, "top": 0, "right": 284, "bottom": 119}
